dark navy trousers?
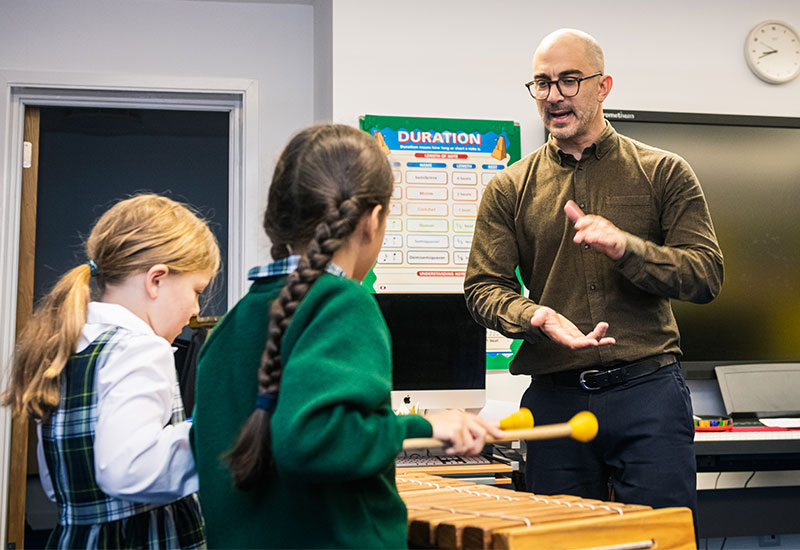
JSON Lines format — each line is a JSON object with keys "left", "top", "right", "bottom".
{"left": 520, "top": 363, "right": 697, "bottom": 525}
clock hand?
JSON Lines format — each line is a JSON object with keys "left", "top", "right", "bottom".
{"left": 759, "top": 50, "right": 778, "bottom": 59}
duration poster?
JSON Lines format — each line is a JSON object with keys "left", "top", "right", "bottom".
{"left": 360, "top": 115, "right": 522, "bottom": 369}
{"left": 360, "top": 114, "right": 520, "bottom": 294}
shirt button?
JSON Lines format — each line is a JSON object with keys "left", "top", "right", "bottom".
{"left": 589, "top": 284, "right": 597, "bottom": 291}
{"left": 579, "top": 203, "right": 586, "bottom": 209}
{"left": 583, "top": 243, "right": 590, "bottom": 249}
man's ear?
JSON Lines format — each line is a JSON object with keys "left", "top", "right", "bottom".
{"left": 144, "top": 264, "right": 170, "bottom": 299}
{"left": 598, "top": 74, "right": 613, "bottom": 102}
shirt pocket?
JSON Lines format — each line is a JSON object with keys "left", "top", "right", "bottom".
{"left": 602, "top": 194, "right": 654, "bottom": 238}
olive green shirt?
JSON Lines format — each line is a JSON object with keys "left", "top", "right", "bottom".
{"left": 464, "top": 123, "right": 724, "bottom": 375}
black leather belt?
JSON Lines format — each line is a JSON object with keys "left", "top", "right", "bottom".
{"left": 539, "top": 353, "right": 677, "bottom": 391}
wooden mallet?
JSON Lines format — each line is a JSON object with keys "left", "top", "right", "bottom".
{"left": 403, "top": 410, "right": 597, "bottom": 450}
{"left": 402, "top": 408, "right": 533, "bottom": 450}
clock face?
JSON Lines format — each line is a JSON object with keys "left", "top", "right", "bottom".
{"left": 745, "top": 20, "right": 800, "bottom": 84}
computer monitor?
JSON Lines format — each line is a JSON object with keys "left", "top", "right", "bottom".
{"left": 372, "top": 293, "right": 487, "bottom": 411}
{"left": 578, "top": 110, "right": 800, "bottom": 379}
{"left": 715, "top": 364, "right": 800, "bottom": 418}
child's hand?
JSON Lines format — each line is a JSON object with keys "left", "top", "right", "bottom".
{"left": 424, "top": 410, "right": 504, "bottom": 455}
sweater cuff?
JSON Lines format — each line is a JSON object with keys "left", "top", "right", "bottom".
{"left": 400, "top": 413, "right": 433, "bottom": 439}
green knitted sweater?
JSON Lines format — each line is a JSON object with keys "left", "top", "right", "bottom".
{"left": 191, "top": 273, "right": 432, "bottom": 549}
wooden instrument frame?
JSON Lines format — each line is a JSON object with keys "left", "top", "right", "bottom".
{"left": 397, "top": 473, "right": 696, "bottom": 550}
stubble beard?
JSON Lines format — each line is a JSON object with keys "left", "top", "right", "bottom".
{"left": 543, "top": 105, "right": 595, "bottom": 142}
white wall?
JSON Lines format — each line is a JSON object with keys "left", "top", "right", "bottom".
{"left": 0, "top": 0, "right": 316, "bottom": 263}
{"left": 332, "top": 0, "right": 800, "bottom": 155}
{"left": 331, "top": 0, "right": 800, "bottom": 401}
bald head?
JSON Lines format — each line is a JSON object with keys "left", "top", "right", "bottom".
{"left": 534, "top": 28, "right": 604, "bottom": 74}
{"left": 530, "top": 28, "right": 611, "bottom": 156}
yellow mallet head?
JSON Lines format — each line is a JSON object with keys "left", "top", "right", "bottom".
{"left": 499, "top": 408, "right": 534, "bottom": 430}
{"left": 569, "top": 411, "right": 599, "bottom": 442}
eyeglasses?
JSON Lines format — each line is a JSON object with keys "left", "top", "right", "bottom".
{"left": 524, "top": 72, "right": 603, "bottom": 100}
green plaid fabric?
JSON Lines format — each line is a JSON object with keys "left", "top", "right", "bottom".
{"left": 247, "top": 254, "right": 346, "bottom": 280}
{"left": 41, "top": 328, "right": 206, "bottom": 549}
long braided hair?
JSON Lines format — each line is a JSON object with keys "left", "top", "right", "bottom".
{"left": 226, "top": 124, "right": 393, "bottom": 490}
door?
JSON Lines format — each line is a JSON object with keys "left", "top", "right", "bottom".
{"left": 9, "top": 105, "right": 230, "bottom": 547}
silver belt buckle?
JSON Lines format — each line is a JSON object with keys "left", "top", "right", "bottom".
{"left": 579, "top": 369, "right": 601, "bottom": 391}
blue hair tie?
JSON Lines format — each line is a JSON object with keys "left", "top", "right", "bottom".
{"left": 87, "top": 260, "right": 99, "bottom": 276}
{"left": 255, "top": 392, "right": 277, "bottom": 412}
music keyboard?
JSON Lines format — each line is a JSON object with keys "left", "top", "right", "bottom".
{"left": 396, "top": 453, "right": 491, "bottom": 467}
{"left": 695, "top": 429, "right": 800, "bottom": 458}
{"left": 695, "top": 430, "right": 800, "bottom": 442}
{"left": 395, "top": 452, "right": 513, "bottom": 477}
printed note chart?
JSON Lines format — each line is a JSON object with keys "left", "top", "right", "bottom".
{"left": 360, "top": 115, "right": 520, "bottom": 294}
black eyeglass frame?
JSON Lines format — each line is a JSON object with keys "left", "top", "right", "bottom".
{"left": 524, "top": 72, "right": 603, "bottom": 100}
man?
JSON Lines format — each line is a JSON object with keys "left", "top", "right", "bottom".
{"left": 464, "top": 28, "right": 723, "bottom": 521}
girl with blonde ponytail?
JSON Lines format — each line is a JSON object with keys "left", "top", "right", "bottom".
{"left": 2, "top": 193, "right": 220, "bottom": 549}
{"left": 191, "top": 125, "right": 501, "bottom": 549}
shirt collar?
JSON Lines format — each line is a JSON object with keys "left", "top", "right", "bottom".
{"left": 87, "top": 301, "right": 156, "bottom": 336}
{"left": 247, "top": 254, "right": 347, "bottom": 280}
{"left": 546, "top": 121, "right": 617, "bottom": 165}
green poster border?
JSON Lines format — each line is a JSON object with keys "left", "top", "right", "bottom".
{"left": 359, "top": 114, "right": 522, "bottom": 371}
{"left": 360, "top": 114, "right": 522, "bottom": 165}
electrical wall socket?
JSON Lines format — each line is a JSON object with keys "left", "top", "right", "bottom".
{"left": 758, "top": 534, "right": 781, "bottom": 547}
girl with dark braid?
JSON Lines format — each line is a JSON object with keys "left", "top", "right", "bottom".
{"left": 191, "top": 124, "right": 501, "bottom": 549}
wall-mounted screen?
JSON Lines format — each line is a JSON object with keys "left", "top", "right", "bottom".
{"left": 602, "top": 110, "right": 800, "bottom": 378}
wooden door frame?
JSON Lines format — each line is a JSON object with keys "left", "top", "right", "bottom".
{"left": 4, "top": 106, "right": 41, "bottom": 549}
{"left": 0, "top": 70, "right": 259, "bottom": 545}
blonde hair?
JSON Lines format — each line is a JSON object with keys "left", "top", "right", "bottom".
{"left": 2, "top": 193, "right": 221, "bottom": 420}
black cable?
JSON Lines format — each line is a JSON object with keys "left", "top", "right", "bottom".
{"left": 493, "top": 446, "right": 511, "bottom": 459}
{"left": 743, "top": 471, "right": 756, "bottom": 488}
{"left": 706, "top": 472, "right": 727, "bottom": 550}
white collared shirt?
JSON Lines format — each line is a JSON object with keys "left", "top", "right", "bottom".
{"left": 38, "top": 302, "right": 198, "bottom": 504}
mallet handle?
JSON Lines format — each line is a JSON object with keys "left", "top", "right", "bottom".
{"left": 403, "top": 423, "right": 573, "bottom": 450}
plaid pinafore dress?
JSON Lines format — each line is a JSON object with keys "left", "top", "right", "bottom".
{"left": 40, "top": 328, "right": 206, "bottom": 549}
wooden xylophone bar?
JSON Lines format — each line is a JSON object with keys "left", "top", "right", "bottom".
{"left": 397, "top": 472, "right": 695, "bottom": 550}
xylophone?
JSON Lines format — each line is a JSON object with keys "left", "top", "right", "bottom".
{"left": 396, "top": 472, "right": 695, "bottom": 550}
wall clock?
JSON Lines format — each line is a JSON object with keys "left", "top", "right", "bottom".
{"left": 744, "top": 20, "right": 800, "bottom": 84}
